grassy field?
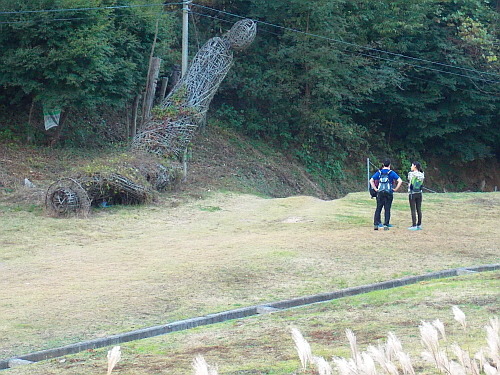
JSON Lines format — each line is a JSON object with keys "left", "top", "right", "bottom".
{"left": 1, "top": 190, "right": 499, "bottom": 374}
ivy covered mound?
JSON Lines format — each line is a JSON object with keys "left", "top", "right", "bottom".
{"left": 45, "top": 153, "right": 182, "bottom": 217}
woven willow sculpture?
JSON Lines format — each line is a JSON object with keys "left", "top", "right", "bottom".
{"left": 133, "top": 18, "right": 257, "bottom": 157}
{"left": 45, "top": 19, "right": 256, "bottom": 217}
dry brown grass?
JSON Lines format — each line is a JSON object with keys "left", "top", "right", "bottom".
{"left": 4, "top": 271, "right": 498, "bottom": 375}
{"left": 1, "top": 190, "right": 499, "bottom": 364}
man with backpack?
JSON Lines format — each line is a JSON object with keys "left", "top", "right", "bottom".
{"left": 369, "top": 159, "right": 402, "bottom": 230}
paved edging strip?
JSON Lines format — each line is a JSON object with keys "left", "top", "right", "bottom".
{"left": 0, "top": 306, "right": 258, "bottom": 369}
{"left": 1, "top": 264, "right": 498, "bottom": 370}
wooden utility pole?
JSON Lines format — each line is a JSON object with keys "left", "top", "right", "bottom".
{"left": 181, "top": 0, "right": 190, "bottom": 181}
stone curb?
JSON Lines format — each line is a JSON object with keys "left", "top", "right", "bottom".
{"left": 1, "top": 264, "right": 498, "bottom": 370}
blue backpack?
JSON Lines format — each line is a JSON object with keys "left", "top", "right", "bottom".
{"left": 378, "top": 170, "right": 393, "bottom": 194}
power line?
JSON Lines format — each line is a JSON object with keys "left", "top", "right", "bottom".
{"left": 0, "top": 3, "right": 183, "bottom": 15}
{"left": 190, "top": 7, "right": 500, "bottom": 85}
{"left": 189, "top": 9, "right": 282, "bottom": 36}
{"left": 190, "top": 3, "right": 500, "bottom": 81}
{"left": 2, "top": 2, "right": 498, "bottom": 86}
{"left": 2, "top": 2, "right": 496, "bottom": 83}
{"left": 0, "top": 9, "right": 180, "bottom": 25}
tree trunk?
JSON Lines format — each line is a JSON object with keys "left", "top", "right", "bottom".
{"left": 131, "top": 94, "right": 141, "bottom": 139}
{"left": 27, "top": 99, "right": 35, "bottom": 144}
{"left": 159, "top": 77, "right": 169, "bottom": 101}
{"left": 143, "top": 57, "right": 162, "bottom": 121}
{"left": 141, "top": 19, "right": 159, "bottom": 127}
{"left": 49, "top": 109, "right": 68, "bottom": 147}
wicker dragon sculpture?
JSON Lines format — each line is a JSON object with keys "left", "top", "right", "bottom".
{"left": 45, "top": 19, "right": 257, "bottom": 217}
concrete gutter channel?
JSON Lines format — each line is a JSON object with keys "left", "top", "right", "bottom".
{"left": 1, "top": 264, "right": 499, "bottom": 370}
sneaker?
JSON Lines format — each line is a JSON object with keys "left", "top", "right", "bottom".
{"left": 374, "top": 225, "right": 379, "bottom": 231}
{"left": 408, "top": 226, "right": 418, "bottom": 231}
{"left": 378, "top": 223, "right": 384, "bottom": 228}
{"left": 386, "top": 224, "right": 394, "bottom": 227}
{"left": 384, "top": 225, "right": 389, "bottom": 231}
{"left": 416, "top": 226, "right": 423, "bottom": 230}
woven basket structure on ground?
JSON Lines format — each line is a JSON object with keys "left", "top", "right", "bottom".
{"left": 132, "top": 19, "right": 256, "bottom": 158}
{"left": 45, "top": 174, "right": 154, "bottom": 217}
{"left": 44, "top": 154, "right": 183, "bottom": 217}
{"left": 45, "top": 178, "right": 92, "bottom": 217}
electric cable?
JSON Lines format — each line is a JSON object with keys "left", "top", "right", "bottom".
{"left": 0, "top": 8, "right": 181, "bottom": 25}
{"left": 2, "top": 1, "right": 497, "bottom": 82}
{"left": 2, "top": 1, "right": 498, "bottom": 84}
{"left": 190, "top": 3, "right": 500, "bottom": 81}
{"left": 190, "top": 9, "right": 500, "bottom": 95}
{"left": 1, "top": 2, "right": 498, "bottom": 87}
{"left": 189, "top": 9, "right": 281, "bottom": 36}
{"left": 0, "top": 2, "right": 183, "bottom": 15}
{"left": 190, "top": 8, "right": 500, "bottom": 85}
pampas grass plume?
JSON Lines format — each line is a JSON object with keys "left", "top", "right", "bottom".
{"left": 453, "top": 306, "right": 467, "bottom": 331}
{"left": 420, "top": 321, "right": 440, "bottom": 354}
{"left": 360, "top": 352, "right": 377, "bottom": 375}
{"left": 192, "top": 355, "right": 218, "bottom": 375}
{"left": 386, "top": 332, "right": 403, "bottom": 361}
{"left": 367, "top": 344, "right": 399, "bottom": 375}
{"left": 367, "top": 344, "right": 387, "bottom": 367}
{"left": 396, "top": 351, "right": 416, "bottom": 375}
{"left": 182, "top": 311, "right": 497, "bottom": 375}
{"left": 346, "top": 329, "right": 361, "bottom": 365}
{"left": 474, "top": 348, "right": 487, "bottom": 370}
{"left": 313, "top": 355, "right": 333, "bottom": 375}
{"left": 433, "top": 319, "right": 447, "bottom": 341}
{"left": 451, "top": 343, "right": 479, "bottom": 375}
{"left": 483, "top": 363, "right": 499, "bottom": 375}
{"left": 106, "top": 346, "right": 121, "bottom": 375}
{"left": 485, "top": 316, "right": 500, "bottom": 367}
{"left": 332, "top": 357, "right": 356, "bottom": 375}
{"left": 449, "top": 360, "right": 467, "bottom": 375}
{"left": 291, "top": 327, "right": 313, "bottom": 370}
{"left": 420, "top": 321, "right": 455, "bottom": 373}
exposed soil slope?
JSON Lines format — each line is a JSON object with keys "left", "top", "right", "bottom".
{"left": 0, "top": 125, "right": 342, "bottom": 210}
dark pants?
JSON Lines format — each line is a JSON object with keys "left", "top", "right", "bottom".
{"left": 409, "top": 193, "right": 422, "bottom": 226}
{"left": 374, "top": 192, "right": 393, "bottom": 226}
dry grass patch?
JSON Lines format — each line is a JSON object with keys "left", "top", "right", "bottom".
{"left": 0, "top": 191, "right": 499, "bottom": 361}
{"left": 5, "top": 271, "right": 499, "bottom": 374}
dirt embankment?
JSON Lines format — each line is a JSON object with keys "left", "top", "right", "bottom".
{"left": 0, "top": 126, "right": 342, "bottom": 207}
{"left": 1, "top": 124, "right": 499, "bottom": 208}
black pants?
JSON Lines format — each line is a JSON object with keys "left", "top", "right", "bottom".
{"left": 374, "top": 192, "right": 393, "bottom": 226}
{"left": 409, "top": 193, "right": 422, "bottom": 226}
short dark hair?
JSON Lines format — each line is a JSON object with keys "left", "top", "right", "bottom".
{"left": 383, "top": 159, "right": 391, "bottom": 167}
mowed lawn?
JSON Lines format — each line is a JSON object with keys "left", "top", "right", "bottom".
{"left": 0, "top": 191, "right": 499, "bottom": 369}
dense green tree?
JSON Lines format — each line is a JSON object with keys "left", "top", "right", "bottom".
{"left": 352, "top": 0, "right": 499, "bottom": 162}
{"left": 0, "top": 0, "right": 176, "bottom": 142}
{"left": 0, "top": 0, "right": 497, "bottom": 167}
{"left": 196, "top": 0, "right": 499, "bottom": 173}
